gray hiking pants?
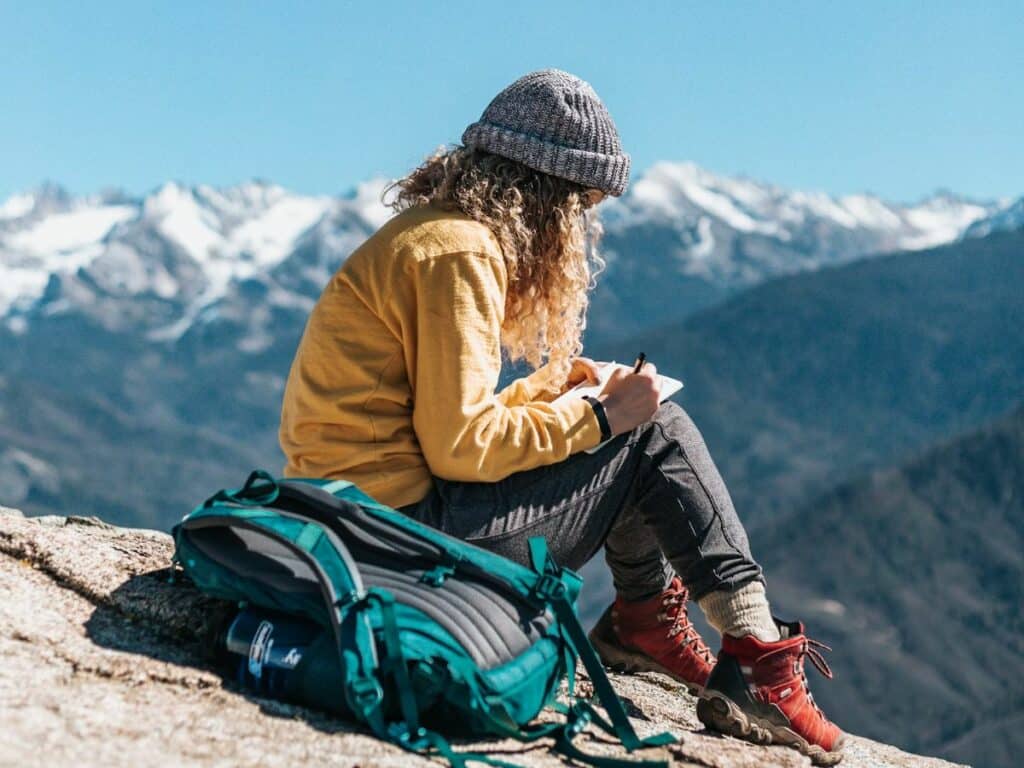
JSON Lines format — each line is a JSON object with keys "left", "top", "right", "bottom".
{"left": 397, "top": 400, "right": 763, "bottom": 602}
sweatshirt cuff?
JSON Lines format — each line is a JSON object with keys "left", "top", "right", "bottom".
{"left": 556, "top": 394, "right": 606, "bottom": 451}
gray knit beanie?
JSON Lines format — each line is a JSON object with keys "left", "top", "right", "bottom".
{"left": 461, "top": 68, "right": 631, "bottom": 197}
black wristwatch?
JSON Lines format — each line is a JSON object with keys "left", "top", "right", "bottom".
{"left": 581, "top": 395, "right": 612, "bottom": 441}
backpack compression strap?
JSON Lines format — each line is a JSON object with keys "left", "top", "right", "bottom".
{"left": 528, "top": 537, "right": 677, "bottom": 761}
{"left": 341, "top": 587, "right": 535, "bottom": 768}
{"left": 337, "top": 556, "right": 673, "bottom": 768}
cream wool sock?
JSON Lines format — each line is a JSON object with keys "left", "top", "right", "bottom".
{"left": 698, "top": 580, "right": 781, "bottom": 642}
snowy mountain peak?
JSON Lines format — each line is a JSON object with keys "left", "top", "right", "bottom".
{"left": 0, "top": 183, "right": 76, "bottom": 223}
{"left": 619, "top": 161, "right": 999, "bottom": 242}
{"left": 963, "top": 197, "right": 1024, "bottom": 239}
{"left": 0, "top": 192, "right": 38, "bottom": 221}
{"left": 1, "top": 166, "right": 1020, "bottom": 340}
{"left": 341, "top": 176, "right": 398, "bottom": 230}
{"left": 620, "top": 161, "right": 786, "bottom": 237}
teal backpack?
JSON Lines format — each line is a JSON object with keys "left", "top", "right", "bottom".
{"left": 170, "top": 470, "right": 676, "bottom": 767}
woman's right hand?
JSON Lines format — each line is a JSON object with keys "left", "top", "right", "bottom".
{"left": 597, "top": 362, "right": 660, "bottom": 436}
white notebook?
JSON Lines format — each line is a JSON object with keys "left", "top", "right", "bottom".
{"left": 553, "top": 360, "right": 684, "bottom": 454}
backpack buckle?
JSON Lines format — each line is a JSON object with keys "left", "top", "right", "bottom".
{"left": 420, "top": 564, "right": 454, "bottom": 587}
{"left": 419, "top": 552, "right": 462, "bottom": 587}
{"left": 534, "top": 573, "right": 568, "bottom": 602}
{"left": 347, "top": 676, "right": 384, "bottom": 712}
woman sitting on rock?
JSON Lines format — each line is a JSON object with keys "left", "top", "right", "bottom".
{"left": 278, "top": 67, "right": 845, "bottom": 766}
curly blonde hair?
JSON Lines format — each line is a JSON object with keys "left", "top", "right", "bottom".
{"left": 381, "top": 145, "right": 606, "bottom": 389}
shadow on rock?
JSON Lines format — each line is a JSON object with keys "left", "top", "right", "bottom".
{"left": 83, "top": 567, "right": 559, "bottom": 761}
{"left": 83, "top": 568, "right": 375, "bottom": 736}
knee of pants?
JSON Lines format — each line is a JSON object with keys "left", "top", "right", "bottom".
{"left": 649, "top": 399, "right": 698, "bottom": 438}
{"left": 653, "top": 399, "right": 683, "bottom": 421}
{"left": 636, "top": 399, "right": 716, "bottom": 464}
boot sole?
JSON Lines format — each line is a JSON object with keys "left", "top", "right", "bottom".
{"left": 588, "top": 629, "right": 705, "bottom": 696}
{"left": 697, "top": 690, "right": 845, "bottom": 766}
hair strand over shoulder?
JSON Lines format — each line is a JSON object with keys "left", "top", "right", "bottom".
{"left": 381, "top": 145, "right": 607, "bottom": 389}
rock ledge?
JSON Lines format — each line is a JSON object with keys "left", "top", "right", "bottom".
{"left": 0, "top": 510, "right": 965, "bottom": 768}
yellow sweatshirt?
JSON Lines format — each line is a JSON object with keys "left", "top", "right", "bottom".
{"left": 278, "top": 202, "right": 604, "bottom": 509}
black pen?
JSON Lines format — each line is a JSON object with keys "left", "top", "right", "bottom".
{"left": 632, "top": 352, "right": 646, "bottom": 374}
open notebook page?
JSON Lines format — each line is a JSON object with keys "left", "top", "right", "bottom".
{"left": 552, "top": 361, "right": 684, "bottom": 454}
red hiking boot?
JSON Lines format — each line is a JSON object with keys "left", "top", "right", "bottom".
{"left": 697, "top": 619, "right": 846, "bottom": 766}
{"left": 588, "top": 577, "right": 715, "bottom": 695}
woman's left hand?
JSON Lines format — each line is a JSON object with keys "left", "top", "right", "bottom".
{"left": 559, "top": 356, "right": 602, "bottom": 394}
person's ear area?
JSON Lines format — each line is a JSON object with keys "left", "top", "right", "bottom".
{"left": 583, "top": 188, "right": 606, "bottom": 208}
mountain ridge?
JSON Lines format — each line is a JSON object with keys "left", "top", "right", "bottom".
{"left": 3, "top": 164, "right": 1019, "bottom": 345}
{"left": 761, "top": 402, "right": 1024, "bottom": 767}
{"left": 591, "top": 227, "right": 1024, "bottom": 525}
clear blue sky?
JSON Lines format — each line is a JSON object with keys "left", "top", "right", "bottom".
{"left": 2, "top": 1, "right": 1021, "bottom": 203}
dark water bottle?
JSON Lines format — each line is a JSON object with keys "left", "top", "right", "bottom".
{"left": 220, "top": 607, "right": 323, "bottom": 699}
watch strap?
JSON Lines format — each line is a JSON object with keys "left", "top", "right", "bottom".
{"left": 581, "top": 395, "right": 612, "bottom": 442}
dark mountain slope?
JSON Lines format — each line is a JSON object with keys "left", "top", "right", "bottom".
{"left": 762, "top": 403, "right": 1024, "bottom": 767}
{"left": 0, "top": 314, "right": 277, "bottom": 528}
{"left": 592, "top": 228, "right": 1024, "bottom": 524}
{"left": 3, "top": 229, "right": 1022, "bottom": 539}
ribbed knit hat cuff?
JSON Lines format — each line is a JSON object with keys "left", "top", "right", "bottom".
{"left": 462, "top": 121, "right": 631, "bottom": 198}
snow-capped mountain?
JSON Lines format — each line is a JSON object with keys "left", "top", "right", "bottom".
{"left": 597, "top": 162, "right": 1006, "bottom": 284}
{"left": 606, "top": 161, "right": 993, "bottom": 244}
{"left": 963, "top": 196, "right": 1024, "bottom": 239}
{"left": 0, "top": 178, "right": 391, "bottom": 337}
{"left": 0, "top": 163, "right": 1019, "bottom": 343}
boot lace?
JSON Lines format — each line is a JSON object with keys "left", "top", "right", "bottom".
{"left": 796, "top": 636, "right": 834, "bottom": 720}
{"left": 661, "top": 592, "right": 715, "bottom": 664}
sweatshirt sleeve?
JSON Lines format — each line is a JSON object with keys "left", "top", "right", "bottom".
{"left": 408, "top": 251, "right": 604, "bottom": 482}
{"left": 495, "top": 361, "right": 563, "bottom": 407}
